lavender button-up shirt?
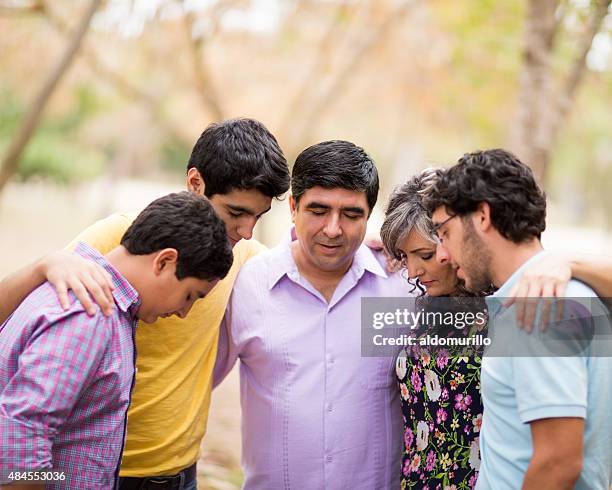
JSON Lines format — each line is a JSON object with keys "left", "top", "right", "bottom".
{"left": 0, "top": 243, "right": 139, "bottom": 489}
{"left": 214, "top": 230, "right": 414, "bottom": 489}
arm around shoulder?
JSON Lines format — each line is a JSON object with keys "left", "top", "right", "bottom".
{"left": 569, "top": 253, "right": 612, "bottom": 297}
{"left": 0, "top": 213, "right": 131, "bottom": 325}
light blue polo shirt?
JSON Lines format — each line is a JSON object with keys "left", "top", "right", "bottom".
{"left": 476, "top": 251, "right": 612, "bottom": 489}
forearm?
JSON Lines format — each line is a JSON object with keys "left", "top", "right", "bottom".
{"left": 522, "top": 456, "right": 581, "bottom": 490}
{"left": 523, "top": 416, "right": 584, "bottom": 490}
{"left": 0, "top": 259, "right": 46, "bottom": 324}
{"left": 570, "top": 254, "right": 612, "bottom": 297}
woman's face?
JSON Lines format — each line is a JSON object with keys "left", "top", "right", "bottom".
{"left": 397, "top": 228, "right": 459, "bottom": 297}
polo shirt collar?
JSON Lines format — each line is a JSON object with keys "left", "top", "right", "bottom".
{"left": 486, "top": 249, "right": 548, "bottom": 317}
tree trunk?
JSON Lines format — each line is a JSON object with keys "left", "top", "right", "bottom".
{"left": 183, "top": 10, "right": 225, "bottom": 122}
{"left": 44, "top": 4, "right": 186, "bottom": 144}
{"left": 510, "top": 0, "right": 559, "bottom": 184}
{"left": 0, "top": 0, "right": 103, "bottom": 194}
{"left": 511, "top": 0, "right": 610, "bottom": 185}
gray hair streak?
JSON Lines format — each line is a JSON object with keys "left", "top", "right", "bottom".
{"left": 380, "top": 168, "right": 444, "bottom": 261}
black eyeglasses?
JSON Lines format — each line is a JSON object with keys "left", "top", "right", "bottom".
{"left": 431, "top": 213, "right": 457, "bottom": 239}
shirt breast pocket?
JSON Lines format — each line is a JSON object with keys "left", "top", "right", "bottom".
{"left": 359, "top": 356, "right": 396, "bottom": 390}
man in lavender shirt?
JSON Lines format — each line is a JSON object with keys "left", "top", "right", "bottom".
{"left": 214, "top": 141, "right": 414, "bottom": 489}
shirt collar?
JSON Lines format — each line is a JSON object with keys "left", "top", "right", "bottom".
{"left": 352, "top": 243, "right": 388, "bottom": 279}
{"left": 267, "top": 228, "right": 388, "bottom": 290}
{"left": 74, "top": 242, "right": 140, "bottom": 314}
{"left": 486, "top": 249, "right": 548, "bottom": 317}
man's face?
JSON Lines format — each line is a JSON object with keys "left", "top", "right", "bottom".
{"left": 291, "top": 186, "right": 369, "bottom": 274}
{"left": 208, "top": 188, "right": 272, "bottom": 247}
{"left": 138, "top": 270, "right": 218, "bottom": 324}
{"left": 432, "top": 206, "right": 492, "bottom": 293}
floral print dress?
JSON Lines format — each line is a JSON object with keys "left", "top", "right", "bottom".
{"left": 396, "top": 347, "right": 483, "bottom": 490}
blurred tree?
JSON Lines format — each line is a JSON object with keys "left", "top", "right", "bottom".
{"left": 281, "top": 0, "right": 418, "bottom": 158}
{"left": 0, "top": 0, "right": 609, "bottom": 229}
{"left": 0, "top": 0, "right": 102, "bottom": 194}
{"left": 183, "top": 6, "right": 226, "bottom": 121}
{"left": 511, "top": 0, "right": 611, "bottom": 184}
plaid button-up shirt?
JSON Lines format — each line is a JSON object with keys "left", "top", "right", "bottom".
{"left": 0, "top": 243, "right": 140, "bottom": 489}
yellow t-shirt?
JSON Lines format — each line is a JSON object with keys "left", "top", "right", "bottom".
{"left": 68, "top": 212, "right": 266, "bottom": 476}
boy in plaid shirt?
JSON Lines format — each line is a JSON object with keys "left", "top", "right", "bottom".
{"left": 0, "top": 192, "right": 233, "bottom": 490}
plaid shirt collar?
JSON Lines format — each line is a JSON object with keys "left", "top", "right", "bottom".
{"left": 74, "top": 242, "right": 140, "bottom": 315}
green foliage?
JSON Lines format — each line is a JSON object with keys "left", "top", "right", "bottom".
{"left": 433, "top": 0, "right": 525, "bottom": 143}
{"left": 0, "top": 90, "right": 24, "bottom": 138}
{"left": 0, "top": 86, "right": 106, "bottom": 184}
{"left": 18, "top": 135, "right": 105, "bottom": 183}
{"left": 549, "top": 77, "right": 612, "bottom": 228}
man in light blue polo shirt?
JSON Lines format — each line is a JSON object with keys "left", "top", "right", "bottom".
{"left": 427, "top": 149, "right": 612, "bottom": 489}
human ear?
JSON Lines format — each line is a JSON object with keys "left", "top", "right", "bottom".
{"left": 152, "top": 248, "right": 179, "bottom": 276}
{"left": 474, "top": 202, "right": 492, "bottom": 232}
{"left": 289, "top": 194, "right": 297, "bottom": 223}
{"left": 186, "top": 168, "right": 205, "bottom": 196}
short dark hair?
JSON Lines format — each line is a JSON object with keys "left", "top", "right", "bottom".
{"left": 291, "top": 140, "right": 379, "bottom": 213}
{"left": 426, "top": 149, "right": 546, "bottom": 242}
{"left": 187, "top": 118, "right": 290, "bottom": 199}
{"left": 121, "top": 192, "right": 233, "bottom": 280}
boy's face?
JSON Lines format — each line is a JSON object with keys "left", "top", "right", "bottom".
{"left": 186, "top": 168, "right": 274, "bottom": 247}
{"left": 208, "top": 188, "right": 272, "bottom": 247}
{"left": 137, "top": 253, "right": 219, "bottom": 323}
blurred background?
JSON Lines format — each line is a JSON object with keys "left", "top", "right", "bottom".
{"left": 0, "top": 0, "right": 610, "bottom": 487}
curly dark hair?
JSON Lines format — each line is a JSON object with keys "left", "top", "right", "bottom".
{"left": 425, "top": 149, "right": 546, "bottom": 242}
{"left": 121, "top": 192, "right": 233, "bottom": 281}
{"left": 187, "top": 118, "right": 290, "bottom": 199}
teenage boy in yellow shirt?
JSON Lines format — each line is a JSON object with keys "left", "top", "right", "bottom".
{"left": 0, "top": 118, "right": 290, "bottom": 490}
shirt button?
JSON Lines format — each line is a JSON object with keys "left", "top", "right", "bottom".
{"left": 326, "top": 455, "right": 332, "bottom": 463}
{"left": 327, "top": 404, "right": 333, "bottom": 412}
